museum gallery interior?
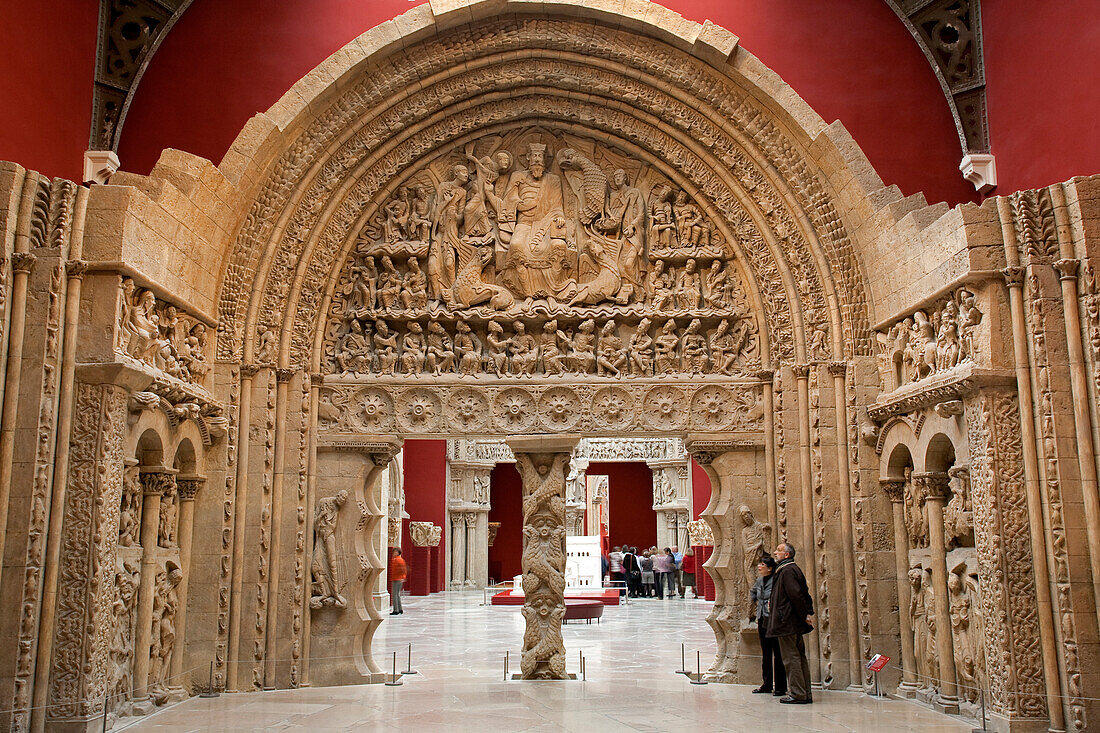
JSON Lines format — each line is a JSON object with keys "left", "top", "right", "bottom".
{"left": 0, "top": 0, "right": 1099, "bottom": 731}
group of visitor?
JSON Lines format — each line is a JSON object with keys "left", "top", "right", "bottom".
{"left": 750, "top": 542, "right": 815, "bottom": 704}
{"left": 605, "top": 545, "right": 698, "bottom": 599}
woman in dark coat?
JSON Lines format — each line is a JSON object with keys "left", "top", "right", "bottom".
{"left": 749, "top": 556, "right": 786, "bottom": 695}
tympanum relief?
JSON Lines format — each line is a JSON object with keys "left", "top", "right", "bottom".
{"left": 319, "top": 131, "right": 764, "bottom": 437}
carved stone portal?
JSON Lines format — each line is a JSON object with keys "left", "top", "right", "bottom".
{"left": 509, "top": 436, "right": 578, "bottom": 680}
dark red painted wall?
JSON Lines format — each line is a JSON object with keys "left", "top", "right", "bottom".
{"left": 691, "top": 458, "right": 711, "bottom": 520}
{"left": 983, "top": 2, "right": 1100, "bottom": 194}
{"left": 400, "top": 439, "right": 448, "bottom": 590}
{"left": 488, "top": 462, "right": 524, "bottom": 583}
{"left": 113, "top": 0, "right": 976, "bottom": 204}
{"left": 0, "top": 1, "right": 96, "bottom": 180}
{"left": 587, "top": 462, "right": 656, "bottom": 551}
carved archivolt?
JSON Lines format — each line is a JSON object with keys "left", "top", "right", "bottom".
{"left": 216, "top": 16, "right": 875, "bottom": 377}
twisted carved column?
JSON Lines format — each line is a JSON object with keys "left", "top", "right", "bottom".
{"left": 881, "top": 478, "right": 919, "bottom": 695}
{"left": 914, "top": 471, "right": 959, "bottom": 713}
{"left": 508, "top": 436, "right": 578, "bottom": 680}
{"left": 133, "top": 468, "right": 176, "bottom": 706}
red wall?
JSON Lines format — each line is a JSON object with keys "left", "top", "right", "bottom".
{"left": 488, "top": 462, "right": 523, "bottom": 583}
{"left": 400, "top": 439, "right": 448, "bottom": 590}
{"left": 0, "top": 1, "right": 96, "bottom": 180}
{"left": 690, "top": 458, "right": 711, "bottom": 520}
{"left": 983, "top": 2, "right": 1100, "bottom": 194}
{"left": 114, "top": 0, "right": 976, "bottom": 205}
{"left": 3, "top": 3, "right": 1099, "bottom": 199}
{"left": 587, "top": 462, "right": 656, "bottom": 551}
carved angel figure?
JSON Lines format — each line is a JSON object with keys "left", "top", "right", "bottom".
{"left": 311, "top": 489, "right": 349, "bottom": 609}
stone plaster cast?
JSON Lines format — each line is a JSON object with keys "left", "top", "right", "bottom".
{"left": 0, "top": 3, "right": 1096, "bottom": 732}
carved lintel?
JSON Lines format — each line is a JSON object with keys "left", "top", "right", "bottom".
{"left": 880, "top": 479, "right": 906, "bottom": 504}
{"left": 1054, "top": 258, "right": 1080, "bottom": 281}
{"left": 11, "top": 252, "right": 37, "bottom": 274}
{"left": 913, "top": 471, "right": 951, "bottom": 502}
{"left": 1002, "top": 266, "right": 1025, "bottom": 288}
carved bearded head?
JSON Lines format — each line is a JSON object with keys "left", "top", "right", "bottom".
{"left": 527, "top": 143, "right": 547, "bottom": 179}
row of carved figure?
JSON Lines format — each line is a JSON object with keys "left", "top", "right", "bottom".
{"left": 337, "top": 254, "right": 743, "bottom": 316}
{"left": 116, "top": 278, "right": 211, "bottom": 385}
{"left": 909, "top": 560, "right": 985, "bottom": 704}
{"left": 332, "top": 315, "right": 758, "bottom": 377}
{"left": 880, "top": 288, "right": 984, "bottom": 387}
{"left": 352, "top": 137, "right": 728, "bottom": 311}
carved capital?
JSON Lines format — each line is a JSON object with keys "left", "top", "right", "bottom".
{"left": 309, "top": 372, "right": 325, "bottom": 386}
{"left": 239, "top": 364, "right": 262, "bottom": 379}
{"left": 487, "top": 522, "right": 501, "bottom": 547}
{"left": 65, "top": 260, "right": 88, "bottom": 279}
{"left": 913, "top": 471, "right": 951, "bottom": 502}
{"left": 139, "top": 468, "right": 176, "bottom": 497}
{"left": 369, "top": 444, "right": 401, "bottom": 467}
{"left": 409, "top": 521, "right": 435, "bottom": 547}
{"left": 1055, "top": 258, "right": 1080, "bottom": 280}
{"left": 827, "top": 361, "right": 848, "bottom": 378}
{"left": 1002, "top": 266, "right": 1025, "bottom": 288}
{"left": 791, "top": 364, "right": 810, "bottom": 379}
{"left": 176, "top": 477, "right": 204, "bottom": 501}
{"left": 11, "top": 252, "right": 37, "bottom": 274}
{"left": 754, "top": 368, "right": 775, "bottom": 382}
{"left": 275, "top": 368, "right": 297, "bottom": 383}
{"left": 880, "top": 479, "right": 906, "bottom": 503}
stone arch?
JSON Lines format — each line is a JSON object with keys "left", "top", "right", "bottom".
{"left": 204, "top": 0, "right": 888, "bottom": 378}
{"left": 133, "top": 425, "right": 167, "bottom": 466}
{"left": 923, "top": 431, "right": 958, "bottom": 473}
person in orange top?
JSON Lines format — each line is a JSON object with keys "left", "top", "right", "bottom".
{"left": 389, "top": 548, "right": 407, "bottom": 615}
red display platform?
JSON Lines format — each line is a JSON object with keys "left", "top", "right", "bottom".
{"left": 491, "top": 589, "right": 620, "bottom": 606}
{"left": 694, "top": 545, "right": 716, "bottom": 602}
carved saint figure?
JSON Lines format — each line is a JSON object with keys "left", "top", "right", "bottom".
{"left": 676, "top": 258, "right": 701, "bottom": 310}
{"left": 957, "top": 289, "right": 982, "bottom": 361}
{"left": 454, "top": 321, "right": 482, "bottom": 376}
{"left": 400, "top": 257, "right": 428, "bottom": 311}
{"left": 539, "top": 319, "right": 565, "bottom": 375}
{"left": 486, "top": 320, "right": 511, "bottom": 376}
{"left": 383, "top": 187, "right": 410, "bottom": 243}
{"left": 406, "top": 185, "right": 433, "bottom": 243}
{"left": 647, "top": 183, "right": 675, "bottom": 251}
{"left": 703, "top": 260, "right": 731, "bottom": 309}
{"left": 596, "top": 320, "right": 627, "bottom": 377}
{"left": 606, "top": 168, "right": 646, "bottom": 301}
{"left": 739, "top": 505, "right": 771, "bottom": 589}
{"left": 570, "top": 319, "right": 597, "bottom": 374}
{"left": 425, "top": 321, "right": 455, "bottom": 375}
{"left": 649, "top": 260, "right": 675, "bottom": 309}
{"left": 654, "top": 319, "right": 680, "bottom": 373}
{"left": 378, "top": 256, "right": 402, "bottom": 311}
{"left": 628, "top": 317, "right": 654, "bottom": 376}
{"left": 680, "top": 318, "right": 709, "bottom": 374}
{"left": 949, "top": 563, "right": 979, "bottom": 703}
{"left": 336, "top": 319, "right": 370, "bottom": 374}
{"left": 149, "top": 566, "right": 183, "bottom": 697}
{"left": 158, "top": 487, "right": 177, "bottom": 548}
{"left": 673, "top": 190, "right": 708, "bottom": 247}
{"left": 909, "top": 566, "right": 932, "bottom": 687}
{"left": 373, "top": 319, "right": 398, "bottom": 375}
{"left": 350, "top": 256, "right": 378, "bottom": 313}
{"left": 108, "top": 559, "right": 140, "bottom": 713}
{"left": 119, "top": 466, "right": 142, "bottom": 547}
{"left": 311, "top": 489, "right": 349, "bottom": 609}
{"left": 510, "top": 321, "right": 538, "bottom": 375}
{"left": 400, "top": 322, "right": 426, "bottom": 374}
{"left": 428, "top": 164, "right": 468, "bottom": 299}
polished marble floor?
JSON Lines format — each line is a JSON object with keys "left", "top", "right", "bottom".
{"left": 121, "top": 591, "right": 973, "bottom": 732}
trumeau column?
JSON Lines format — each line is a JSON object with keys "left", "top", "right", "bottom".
{"left": 882, "top": 479, "right": 919, "bottom": 696}
{"left": 791, "top": 364, "right": 822, "bottom": 685}
{"left": 507, "top": 435, "right": 578, "bottom": 680}
{"left": 132, "top": 467, "right": 175, "bottom": 710}
{"left": 171, "top": 476, "right": 203, "bottom": 682}
{"left": 915, "top": 471, "right": 960, "bottom": 714}
{"left": 686, "top": 435, "right": 766, "bottom": 684}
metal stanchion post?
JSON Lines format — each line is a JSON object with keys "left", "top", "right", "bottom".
{"left": 385, "top": 651, "right": 403, "bottom": 686}
{"left": 504, "top": 651, "right": 509, "bottom": 681}
{"left": 402, "top": 643, "right": 417, "bottom": 675}
{"left": 581, "top": 654, "right": 586, "bottom": 681}
{"left": 676, "top": 642, "right": 689, "bottom": 674}
{"left": 101, "top": 693, "right": 108, "bottom": 733}
{"left": 972, "top": 689, "right": 988, "bottom": 733}
{"left": 689, "top": 650, "right": 708, "bottom": 685}
{"left": 200, "top": 660, "right": 220, "bottom": 697}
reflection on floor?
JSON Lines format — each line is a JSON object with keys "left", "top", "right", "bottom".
{"left": 122, "top": 591, "right": 972, "bottom": 732}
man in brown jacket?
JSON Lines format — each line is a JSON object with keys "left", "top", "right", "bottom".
{"left": 765, "top": 542, "right": 815, "bottom": 703}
